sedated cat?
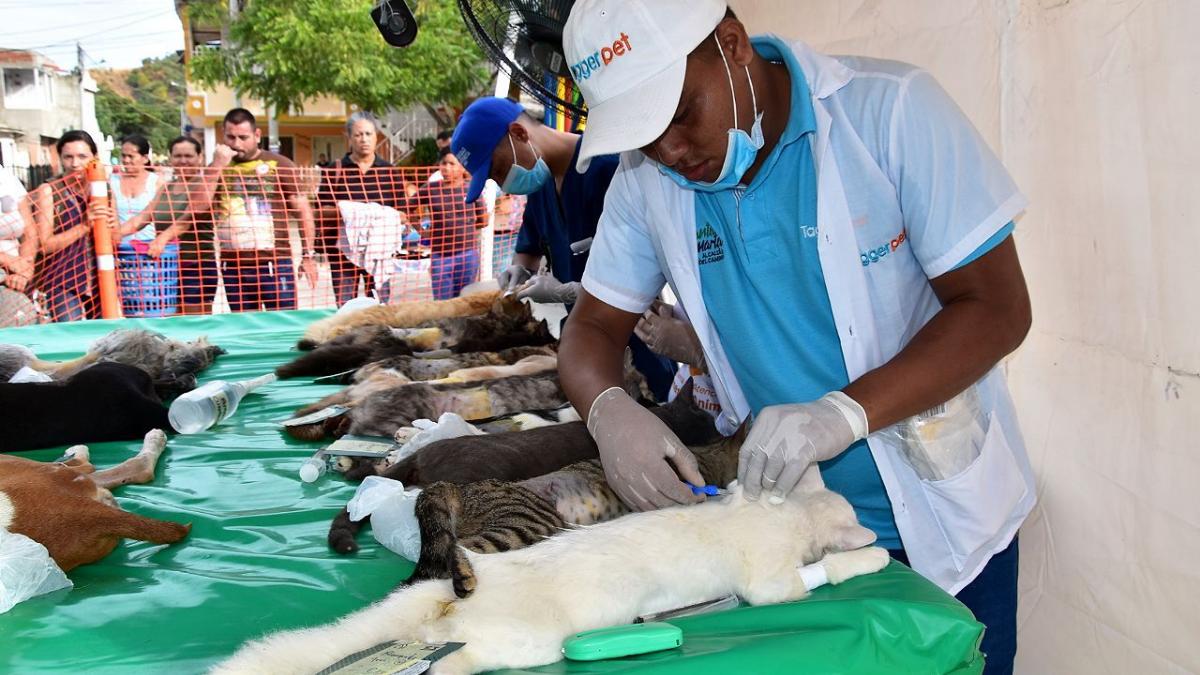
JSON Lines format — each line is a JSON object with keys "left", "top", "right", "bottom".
{"left": 214, "top": 475, "right": 890, "bottom": 675}
{"left": 297, "top": 291, "right": 500, "bottom": 349}
{"left": 290, "top": 352, "right": 558, "bottom": 420}
{"left": 327, "top": 380, "right": 720, "bottom": 552}
{"left": 407, "top": 419, "right": 743, "bottom": 598}
{"left": 278, "top": 298, "right": 554, "bottom": 379}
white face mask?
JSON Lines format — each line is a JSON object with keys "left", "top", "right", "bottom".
{"left": 659, "top": 33, "right": 764, "bottom": 192}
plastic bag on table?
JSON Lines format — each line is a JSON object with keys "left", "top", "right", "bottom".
{"left": 0, "top": 529, "right": 73, "bottom": 614}
{"left": 878, "top": 385, "right": 987, "bottom": 481}
{"left": 346, "top": 476, "right": 422, "bottom": 562}
{"left": 388, "top": 412, "right": 486, "bottom": 465}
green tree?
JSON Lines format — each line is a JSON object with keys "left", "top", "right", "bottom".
{"left": 187, "top": 0, "right": 490, "bottom": 128}
{"left": 95, "top": 55, "right": 186, "bottom": 156}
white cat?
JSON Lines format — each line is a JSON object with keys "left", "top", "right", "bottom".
{"left": 212, "top": 475, "right": 889, "bottom": 675}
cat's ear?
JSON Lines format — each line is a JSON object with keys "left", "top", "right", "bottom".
{"left": 492, "top": 294, "right": 527, "bottom": 317}
{"left": 831, "top": 523, "right": 878, "bottom": 551}
{"left": 677, "top": 378, "right": 695, "bottom": 403}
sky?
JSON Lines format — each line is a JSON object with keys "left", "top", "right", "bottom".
{"left": 0, "top": 0, "right": 184, "bottom": 71}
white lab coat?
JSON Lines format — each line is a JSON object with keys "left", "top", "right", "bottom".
{"left": 582, "top": 37, "right": 1036, "bottom": 594}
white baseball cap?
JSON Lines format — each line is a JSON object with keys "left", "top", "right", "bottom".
{"left": 564, "top": 0, "right": 728, "bottom": 172}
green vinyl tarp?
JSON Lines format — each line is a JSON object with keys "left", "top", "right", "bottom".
{"left": 0, "top": 310, "right": 984, "bottom": 674}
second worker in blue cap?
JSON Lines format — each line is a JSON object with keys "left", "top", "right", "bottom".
{"left": 451, "top": 96, "right": 676, "bottom": 401}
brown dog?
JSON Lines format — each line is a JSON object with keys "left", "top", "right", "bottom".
{"left": 0, "top": 430, "right": 190, "bottom": 571}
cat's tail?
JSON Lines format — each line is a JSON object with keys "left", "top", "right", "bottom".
{"left": 212, "top": 580, "right": 457, "bottom": 675}
{"left": 283, "top": 415, "right": 349, "bottom": 441}
{"left": 327, "top": 507, "right": 366, "bottom": 554}
{"left": 275, "top": 343, "right": 375, "bottom": 379}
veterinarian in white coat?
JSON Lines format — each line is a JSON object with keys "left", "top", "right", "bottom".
{"left": 557, "top": 1, "right": 1036, "bottom": 672}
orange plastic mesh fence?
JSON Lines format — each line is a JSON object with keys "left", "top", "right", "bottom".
{"left": 0, "top": 164, "right": 525, "bottom": 327}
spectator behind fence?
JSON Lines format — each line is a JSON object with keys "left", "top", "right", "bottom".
{"left": 315, "top": 111, "right": 395, "bottom": 305}
{"left": 426, "top": 129, "right": 456, "bottom": 183}
{"left": 216, "top": 107, "right": 319, "bottom": 312}
{"left": 31, "top": 130, "right": 110, "bottom": 322}
{"left": 110, "top": 134, "right": 162, "bottom": 245}
{"left": 0, "top": 169, "right": 39, "bottom": 326}
{"left": 317, "top": 153, "right": 329, "bottom": 168}
{"left": 143, "top": 136, "right": 235, "bottom": 314}
{"left": 405, "top": 149, "right": 487, "bottom": 300}
{"left": 0, "top": 169, "right": 37, "bottom": 293}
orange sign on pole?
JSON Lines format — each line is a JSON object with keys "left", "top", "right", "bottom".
{"left": 86, "top": 159, "right": 122, "bottom": 319}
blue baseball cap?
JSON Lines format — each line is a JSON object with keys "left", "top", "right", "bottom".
{"left": 451, "top": 97, "right": 525, "bottom": 202}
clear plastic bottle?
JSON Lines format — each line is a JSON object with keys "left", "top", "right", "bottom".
{"left": 168, "top": 373, "right": 276, "bottom": 434}
{"left": 299, "top": 450, "right": 329, "bottom": 483}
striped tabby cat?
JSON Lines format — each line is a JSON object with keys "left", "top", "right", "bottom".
{"left": 407, "top": 418, "right": 744, "bottom": 598}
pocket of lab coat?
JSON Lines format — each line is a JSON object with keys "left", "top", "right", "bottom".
{"left": 918, "top": 411, "right": 1028, "bottom": 571}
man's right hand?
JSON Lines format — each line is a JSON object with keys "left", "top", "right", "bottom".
{"left": 587, "top": 386, "right": 705, "bottom": 511}
{"left": 497, "top": 264, "right": 533, "bottom": 293}
{"left": 212, "top": 144, "right": 236, "bottom": 167}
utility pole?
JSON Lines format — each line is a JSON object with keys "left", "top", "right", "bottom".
{"left": 227, "top": 0, "right": 241, "bottom": 107}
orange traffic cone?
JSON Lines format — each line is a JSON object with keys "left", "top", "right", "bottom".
{"left": 86, "top": 159, "right": 122, "bottom": 319}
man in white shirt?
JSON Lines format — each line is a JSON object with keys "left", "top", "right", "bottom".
{"left": 558, "top": 1, "right": 1036, "bottom": 672}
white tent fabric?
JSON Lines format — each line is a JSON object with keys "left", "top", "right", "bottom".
{"left": 729, "top": 1, "right": 1199, "bottom": 672}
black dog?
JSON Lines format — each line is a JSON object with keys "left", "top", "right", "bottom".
{"left": 0, "top": 362, "right": 172, "bottom": 452}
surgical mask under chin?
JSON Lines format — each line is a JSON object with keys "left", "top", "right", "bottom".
{"left": 501, "top": 136, "right": 551, "bottom": 195}
{"left": 660, "top": 35, "right": 764, "bottom": 192}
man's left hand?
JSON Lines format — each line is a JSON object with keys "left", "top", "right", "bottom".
{"left": 516, "top": 274, "right": 580, "bottom": 304}
{"left": 301, "top": 256, "right": 319, "bottom": 289}
{"left": 739, "top": 391, "right": 869, "bottom": 503}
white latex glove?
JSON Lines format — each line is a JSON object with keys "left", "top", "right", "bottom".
{"left": 739, "top": 391, "right": 869, "bottom": 504}
{"left": 516, "top": 274, "right": 580, "bottom": 304}
{"left": 587, "top": 387, "right": 705, "bottom": 511}
{"left": 497, "top": 264, "right": 533, "bottom": 293}
{"left": 634, "top": 300, "right": 706, "bottom": 369}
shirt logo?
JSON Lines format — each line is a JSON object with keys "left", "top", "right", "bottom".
{"left": 570, "top": 32, "right": 633, "bottom": 81}
{"left": 455, "top": 148, "right": 471, "bottom": 166}
{"left": 860, "top": 228, "right": 907, "bottom": 267}
{"left": 697, "top": 222, "right": 724, "bottom": 265}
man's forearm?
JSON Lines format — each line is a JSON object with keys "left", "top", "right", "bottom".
{"left": 512, "top": 252, "right": 541, "bottom": 271}
{"left": 559, "top": 289, "right": 642, "bottom": 420}
{"left": 843, "top": 238, "right": 1031, "bottom": 431}
{"left": 292, "top": 195, "right": 316, "bottom": 250}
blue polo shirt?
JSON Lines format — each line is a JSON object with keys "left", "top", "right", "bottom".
{"left": 515, "top": 139, "right": 617, "bottom": 284}
{"left": 696, "top": 36, "right": 1014, "bottom": 550}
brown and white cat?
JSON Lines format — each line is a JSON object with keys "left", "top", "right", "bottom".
{"left": 285, "top": 370, "right": 571, "bottom": 442}
{"left": 214, "top": 476, "right": 889, "bottom": 675}
{"left": 350, "top": 345, "right": 554, "bottom": 385}
{"left": 408, "top": 421, "right": 743, "bottom": 598}
{"left": 327, "top": 380, "right": 720, "bottom": 554}
{"left": 297, "top": 291, "right": 500, "bottom": 349}
{"left": 291, "top": 353, "right": 558, "bottom": 419}
{"left": 278, "top": 298, "right": 553, "bottom": 379}
{"left": 0, "top": 430, "right": 189, "bottom": 571}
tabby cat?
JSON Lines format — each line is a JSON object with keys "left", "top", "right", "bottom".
{"left": 327, "top": 380, "right": 719, "bottom": 551}
{"left": 412, "top": 422, "right": 744, "bottom": 598}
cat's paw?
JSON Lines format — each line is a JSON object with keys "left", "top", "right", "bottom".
{"left": 822, "top": 546, "right": 890, "bottom": 585}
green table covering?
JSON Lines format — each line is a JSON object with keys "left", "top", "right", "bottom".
{"left": 0, "top": 311, "right": 984, "bottom": 674}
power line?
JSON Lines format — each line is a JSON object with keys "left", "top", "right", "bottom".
{"left": 0, "top": 7, "right": 169, "bottom": 39}
{"left": 14, "top": 9, "right": 175, "bottom": 51}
